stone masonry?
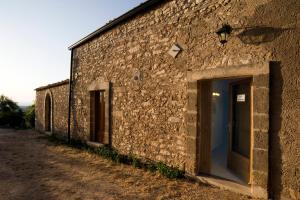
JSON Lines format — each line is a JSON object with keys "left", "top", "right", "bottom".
{"left": 35, "top": 80, "right": 69, "bottom": 138}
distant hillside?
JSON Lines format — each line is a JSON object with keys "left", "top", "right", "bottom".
{"left": 20, "top": 106, "right": 29, "bottom": 111}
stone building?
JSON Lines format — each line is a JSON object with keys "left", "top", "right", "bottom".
{"left": 35, "top": 79, "right": 69, "bottom": 137}
{"left": 35, "top": 0, "right": 300, "bottom": 199}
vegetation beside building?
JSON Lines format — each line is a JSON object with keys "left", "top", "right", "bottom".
{"left": 0, "top": 95, "right": 35, "bottom": 129}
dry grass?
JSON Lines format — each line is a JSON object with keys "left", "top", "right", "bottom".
{"left": 0, "top": 129, "right": 255, "bottom": 200}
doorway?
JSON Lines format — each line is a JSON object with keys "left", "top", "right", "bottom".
{"left": 91, "top": 90, "right": 105, "bottom": 143}
{"left": 199, "top": 78, "right": 252, "bottom": 185}
{"left": 45, "top": 94, "right": 52, "bottom": 132}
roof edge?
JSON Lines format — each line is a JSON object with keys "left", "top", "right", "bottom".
{"left": 35, "top": 79, "right": 69, "bottom": 91}
{"left": 68, "top": 0, "right": 164, "bottom": 50}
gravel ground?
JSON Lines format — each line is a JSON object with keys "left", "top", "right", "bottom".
{"left": 0, "top": 129, "right": 255, "bottom": 200}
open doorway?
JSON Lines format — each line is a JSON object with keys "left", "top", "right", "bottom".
{"left": 90, "top": 90, "right": 105, "bottom": 143}
{"left": 199, "top": 78, "right": 252, "bottom": 185}
{"left": 45, "top": 93, "right": 52, "bottom": 132}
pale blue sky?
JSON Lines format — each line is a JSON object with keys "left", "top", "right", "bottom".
{"left": 0, "top": 0, "right": 145, "bottom": 106}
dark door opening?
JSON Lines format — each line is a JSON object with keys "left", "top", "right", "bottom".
{"left": 92, "top": 90, "right": 105, "bottom": 143}
{"left": 45, "top": 94, "right": 51, "bottom": 132}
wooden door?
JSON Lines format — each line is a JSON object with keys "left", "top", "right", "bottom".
{"left": 94, "top": 91, "right": 105, "bottom": 143}
{"left": 228, "top": 79, "right": 251, "bottom": 183}
{"left": 198, "top": 80, "right": 212, "bottom": 174}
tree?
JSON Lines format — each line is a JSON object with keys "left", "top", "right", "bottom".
{"left": 0, "top": 95, "right": 24, "bottom": 128}
{"left": 24, "top": 104, "right": 35, "bottom": 128}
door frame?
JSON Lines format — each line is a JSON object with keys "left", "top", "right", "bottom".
{"left": 88, "top": 80, "right": 111, "bottom": 145}
{"left": 186, "top": 63, "right": 269, "bottom": 198}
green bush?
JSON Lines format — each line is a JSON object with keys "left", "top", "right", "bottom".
{"left": 0, "top": 95, "right": 24, "bottom": 128}
{"left": 156, "top": 162, "right": 184, "bottom": 179}
{"left": 43, "top": 134, "right": 185, "bottom": 179}
{"left": 145, "top": 162, "right": 157, "bottom": 172}
{"left": 24, "top": 104, "right": 35, "bottom": 128}
{"left": 69, "top": 138, "right": 87, "bottom": 149}
{"left": 95, "top": 145, "right": 119, "bottom": 162}
{"left": 128, "top": 154, "right": 142, "bottom": 168}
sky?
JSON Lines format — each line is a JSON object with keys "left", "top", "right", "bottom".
{"left": 0, "top": 0, "right": 145, "bottom": 106}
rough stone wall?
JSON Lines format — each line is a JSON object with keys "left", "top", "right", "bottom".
{"left": 36, "top": 83, "right": 69, "bottom": 138}
{"left": 70, "top": 0, "right": 300, "bottom": 199}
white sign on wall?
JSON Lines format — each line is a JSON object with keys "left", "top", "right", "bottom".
{"left": 237, "top": 94, "right": 246, "bottom": 102}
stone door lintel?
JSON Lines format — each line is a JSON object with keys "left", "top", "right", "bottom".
{"left": 187, "top": 63, "right": 269, "bottom": 81}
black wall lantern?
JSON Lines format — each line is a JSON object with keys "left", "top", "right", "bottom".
{"left": 216, "top": 24, "right": 232, "bottom": 44}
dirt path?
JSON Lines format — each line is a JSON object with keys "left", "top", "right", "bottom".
{"left": 0, "top": 129, "right": 254, "bottom": 200}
